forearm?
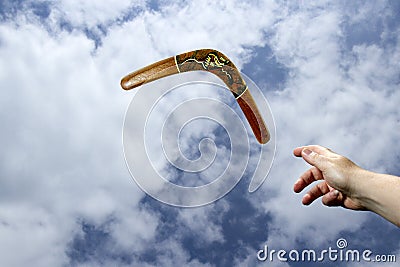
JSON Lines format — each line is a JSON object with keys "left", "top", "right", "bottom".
{"left": 353, "top": 169, "right": 400, "bottom": 227}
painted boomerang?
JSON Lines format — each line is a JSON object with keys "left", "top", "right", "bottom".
{"left": 121, "top": 49, "right": 270, "bottom": 144}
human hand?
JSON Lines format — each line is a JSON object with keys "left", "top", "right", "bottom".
{"left": 293, "top": 145, "right": 366, "bottom": 210}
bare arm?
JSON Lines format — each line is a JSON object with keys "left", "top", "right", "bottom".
{"left": 293, "top": 145, "right": 400, "bottom": 227}
{"left": 352, "top": 170, "right": 400, "bottom": 227}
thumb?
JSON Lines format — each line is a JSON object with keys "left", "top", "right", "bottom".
{"left": 302, "top": 148, "right": 328, "bottom": 171}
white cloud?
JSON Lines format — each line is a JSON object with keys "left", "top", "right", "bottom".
{"left": 254, "top": 0, "right": 400, "bottom": 249}
{"left": 0, "top": 10, "right": 156, "bottom": 266}
{"left": 177, "top": 201, "right": 228, "bottom": 244}
{"left": 150, "top": 238, "right": 215, "bottom": 267}
{"left": 0, "top": 204, "right": 72, "bottom": 266}
{"left": 53, "top": 0, "right": 140, "bottom": 27}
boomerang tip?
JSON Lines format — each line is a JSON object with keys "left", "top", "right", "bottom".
{"left": 121, "top": 76, "right": 145, "bottom": 90}
{"left": 258, "top": 132, "right": 270, "bottom": 144}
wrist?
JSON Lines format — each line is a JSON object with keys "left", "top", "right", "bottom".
{"left": 347, "top": 169, "right": 376, "bottom": 209}
{"left": 350, "top": 169, "right": 400, "bottom": 226}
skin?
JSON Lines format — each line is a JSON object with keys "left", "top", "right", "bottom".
{"left": 293, "top": 145, "right": 400, "bottom": 227}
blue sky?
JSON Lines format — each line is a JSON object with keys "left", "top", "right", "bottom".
{"left": 0, "top": 0, "right": 399, "bottom": 266}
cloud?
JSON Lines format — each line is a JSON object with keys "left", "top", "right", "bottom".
{"left": 0, "top": 7, "right": 155, "bottom": 266}
{"left": 252, "top": 0, "right": 400, "bottom": 250}
{"left": 53, "top": 0, "right": 141, "bottom": 27}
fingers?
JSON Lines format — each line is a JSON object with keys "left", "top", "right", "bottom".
{"left": 294, "top": 165, "right": 343, "bottom": 206}
{"left": 299, "top": 146, "right": 337, "bottom": 173}
{"left": 294, "top": 145, "right": 333, "bottom": 172}
{"left": 302, "top": 181, "right": 331, "bottom": 205}
{"left": 293, "top": 146, "right": 305, "bottom": 157}
{"left": 293, "top": 145, "right": 334, "bottom": 157}
{"left": 294, "top": 167, "right": 324, "bottom": 193}
{"left": 301, "top": 149, "right": 326, "bottom": 170}
{"left": 322, "top": 190, "right": 342, "bottom": 206}
{"left": 301, "top": 183, "right": 343, "bottom": 207}
{"left": 293, "top": 145, "right": 345, "bottom": 207}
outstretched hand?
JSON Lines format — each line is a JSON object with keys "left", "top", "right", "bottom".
{"left": 293, "top": 144, "right": 400, "bottom": 227}
{"left": 293, "top": 145, "right": 365, "bottom": 210}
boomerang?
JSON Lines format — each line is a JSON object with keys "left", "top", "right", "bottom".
{"left": 121, "top": 49, "right": 270, "bottom": 144}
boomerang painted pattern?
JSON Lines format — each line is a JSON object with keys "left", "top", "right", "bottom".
{"left": 121, "top": 49, "right": 270, "bottom": 144}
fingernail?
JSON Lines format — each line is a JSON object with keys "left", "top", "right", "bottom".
{"left": 303, "top": 148, "right": 312, "bottom": 155}
{"left": 333, "top": 190, "right": 339, "bottom": 196}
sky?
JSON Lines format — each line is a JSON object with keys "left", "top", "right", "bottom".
{"left": 0, "top": 0, "right": 399, "bottom": 266}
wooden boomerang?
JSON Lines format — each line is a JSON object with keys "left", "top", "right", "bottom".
{"left": 121, "top": 49, "right": 270, "bottom": 144}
